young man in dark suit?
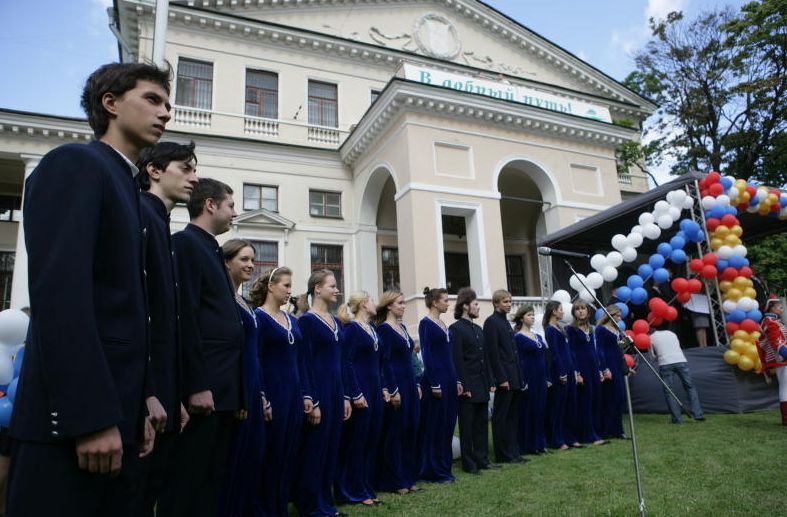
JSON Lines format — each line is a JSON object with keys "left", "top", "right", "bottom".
{"left": 6, "top": 63, "right": 172, "bottom": 516}
{"left": 135, "top": 141, "right": 198, "bottom": 515}
{"left": 157, "top": 178, "right": 244, "bottom": 517}
{"left": 483, "top": 289, "right": 527, "bottom": 464}
{"left": 450, "top": 287, "right": 497, "bottom": 474}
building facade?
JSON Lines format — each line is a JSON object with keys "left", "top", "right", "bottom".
{"left": 0, "top": 0, "right": 654, "bottom": 327}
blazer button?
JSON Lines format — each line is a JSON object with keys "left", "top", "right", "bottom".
{"left": 51, "top": 431, "right": 59, "bottom": 437}
{"left": 142, "top": 228, "right": 147, "bottom": 236}
{"left": 51, "top": 420, "right": 58, "bottom": 426}
{"left": 50, "top": 411, "right": 58, "bottom": 417}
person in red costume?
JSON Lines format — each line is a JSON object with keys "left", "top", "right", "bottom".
{"left": 757, "top": 295, "right": 787, "bottom": 425}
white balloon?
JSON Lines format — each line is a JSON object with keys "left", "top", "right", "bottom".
{"left": 631, "top": 225, "right": 644, "bottom": 235}
{"left": 569, "top": 274, "right": 587, "bottom": 292}
{"left": 669, "top": 190, "right": 687, "bottom": 206}
{"left": 552, "top": 290, "right": 572, "bottom": 303}
{"left": 654, "top": 200, "right": 670, "bottom": 214}
{"left": 560, "top": 302, "right": 574, "bottom": 324}
{"left": 0, "top": 354, "right": 12, "bottom": 385}
{"left": 746, "top": 204, "right": 759, "bottom": 213}
{"left": 586, "top": 272, "right": 604, "bottom": 289}
{"left": 716, "top": 194, "right": 730, "bottom": 206}
{"left": 0, "top": 309, "right": 29, "bottom": 347}
{"left": 732, "top": 245, "right": 748, "bottom": 257}
{"left": 452, "top": 436, "right": 461, "bottom": 460}
{"left": 717, "top": 245, "right": 734, "bottom": 259}
{"left": 579, "top": 289, "right": 595, "bottom": 303}
{"left": 727, "top": 187, "right": 738, "bottom": 200}
{"left": 657, "top": 214, "right": 673, "bottom": 229}
{"left": 738, "top": 297, "right": 757, "bottom": 312}
{"left": 622, "top": 247, "right": 638, "bottom": 263}
{"left": 611, "top": 234, "right": 628, "bottom": 251}
{"left": 643, "top": 223, "right": 662, "bottom": 240}
{"left": 701, "top": 196, "right": 717, "bottom": 210}
{"left": 602, "top": 266, "right": 619, "bottom": 282}
{"left": 638, "top": 212, "right": 655, "bottom": 226}
{"left": 606, "top": 251, "right": 623, "bottom": 267}
{"left": 590, "top": 254, "right": 607, "bottom": 272}
{"left": 532, "top": 313, "right": 545, "bottom": 335}
{"left": 682, "top": 197, "right": 695, "bottom": 209}
{"left": 626, "top": 232, "right": 644, "bottom": 248}
{"left": 668, "top": 206, "right": 682, "bottom": 221}
{"left": 722, "top": 300, "right": 738, "bottom": 313}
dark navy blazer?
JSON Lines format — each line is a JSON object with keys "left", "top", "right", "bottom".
{"left": 140, "top": 192, "right": 181, "bottom": 433}
{"left": 483, "top": 311, "right": 524, "bottom": 389}
{"left": 172, "top": 224, "right": 245, "bottom": 412}
{"left": 450, "top": 318, "right": 494, "bottom": 403}
{"left": 11, "top": 141, "right": 149, "bottom": 445}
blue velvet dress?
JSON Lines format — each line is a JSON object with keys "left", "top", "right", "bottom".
{"left": 595, "top": 325, "right": 626, "bottom": 439}
{"left": 544, "top": 324, "right": 578, "bottom": 448}
{"left": 515, "top": 332, "right": 549, "bottom": 454}
{"left": 567, "top": 325, "right": 603, "bottom": 444}
{"left": 375, "top": 322, "right": 420, "bottom": 492}
{"left": 418, "top": 317, "right": 458, "bottom": 483}
{"left": 335, "top": 321, "right": 385, "bottom": 503}
{"left": 219, "top": 298, "right": 265, "bottom": 516}
{"left": 294, "top": 312, "right": 346, "bottom": 517}
{"left": 256, "top": 308, "right": 308, "bottom": 517}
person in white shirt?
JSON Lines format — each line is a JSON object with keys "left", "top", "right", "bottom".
{"left": 649, "top": 325, "right": 705, "bottom": 423}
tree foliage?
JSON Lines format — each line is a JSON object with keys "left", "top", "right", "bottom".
{"left": 622, "top": 1, "right": 787, "bottom": 186}
{"left": 747, "top": 232, "right": 787, "bottom": 295}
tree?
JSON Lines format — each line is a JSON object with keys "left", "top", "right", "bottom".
{"left": 622, "top": 1, "right": 787, "bottom": 187}
{"left": 747, "top": 233, "right": 787, "bottom": 295}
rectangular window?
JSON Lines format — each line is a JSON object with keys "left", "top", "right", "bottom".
{"left": 370, "top": 89, "right": 381, "bottom": 104}
{"left": 243, "top": 184, "right": 278, "bottom": 212}
{"left": 444, "top": 252, "right": 470, "bottom": 295}
{"left": 309, "top": 190, "right": 342, "bottom": 218}
{"left": 241, "top": 240, "right": 279, "bottom": 296}
{"left": 176, "top": 58, "right": 213, "bottom": 109}
{"left": 308, "top": 80, "right": 338, "bottom": 128}
{"left": 0, "top": 195, "right": 22, "bottom": 222}
{"left": 381, "top": 247, "right": 400, "bottom": 292}
{"left": 311, "top": 244, "right": 344, "bottom": 307}
{"left": 245, "top": 69, "right": 278, "bottom": 119}
{"left": 505, "top": 255, "right": 527, "bottom": 296}
{"left": 0, "top": 252, "right": 14, "bottom": 311}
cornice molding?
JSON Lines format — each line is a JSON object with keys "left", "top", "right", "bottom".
{"left": 0, "top": 111, "right": 93, "bottom": 143}
{"left": 340, "top": 79, "right": 638, "bottom": 167}
{"left": 120, "top": 0, "right": 655, "bottom": 111}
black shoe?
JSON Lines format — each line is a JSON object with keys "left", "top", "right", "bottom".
{"left": 694, "top": 416, "right": 706, "bottom": 421}
{"left": 509, "top": 456, "right": 529, "bottom": 464}
{"left": 480, "top": 463, "right": 501, "bottom": 470}
{"left": 464, "top": 468, "right": 481, "bottom": 475}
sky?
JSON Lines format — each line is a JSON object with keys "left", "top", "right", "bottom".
{"left": 0, "top": 0, "right": 749, "bottom": 181}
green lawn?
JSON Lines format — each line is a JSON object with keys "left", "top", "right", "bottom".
{"left": 335, "top": 412, "right": 785, "bottom": 516}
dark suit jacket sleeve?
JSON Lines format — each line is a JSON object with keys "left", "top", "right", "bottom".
{"left": 172, "top": 235, "right": 210, "bottom": 397}
{"left": 450, "top": 325, "right": 468, "bottom": 388}
{"left": 24, "top": 148, "right": 122, "bottom": 437}
{"left": 483, "top": 319, "right": 506, "bottom": 385}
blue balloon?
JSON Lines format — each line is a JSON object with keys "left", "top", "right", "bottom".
{"left": 780, "top": 195, "right": 787, "bottom": 208}
{"left": 679, "top": 219, "right": 692, "bottom": 232}
{"left": 12, "top": 346, "right": 24, "bottom": 378}
{"left": 728, "top": 309, "right": 746, "bottom": 323}
{"left": 728, "top": 256, "right": 746, "bottom": 269}
{"left": 631, "top": 287, "right": 648, "bottom": 305}
{"left": 594, "top": 308, "right": 605, "bottom": 322}
{"left": 637, "top": 264, "right": 654, "bottom": 279}
{"left": 615, "top": 302, "right": 630, "bottom": 319}
{"left": 653, "top": 268, "right": 670, "bottom": 284}
{"left": 617, "top": 286, "right": 632, "bottom": 302}
{"left": 721, "top": 177, "right": 733, "bottom": 189}
{"left": 0, "top": 398, "right": 12, "bottom": 427}
{"left": 741, "top": 258, "right": 750, "bottom": 267}
{"left": 716, "top": 259, "right": 729, "bottom": 271}
{"left": 669, "top": 236, "right": 686, "bottom": 250}
{"left": 746, "top": 310, "right": 763, "bottom": 322}
{"left": 617, "top": 320, "right": 627, "bottom": 331}
{"left": 6, "top": 378, "right": 17, "bottom": 404}
{"left": 670, "top": 249, "right": 687, "bottom": 264}
{"left": 649, "top": 254, "right": 666, "bottom": 269}
{"left": 750, "top": 195, "right": 759, "bottom": 206}
{"left": 657, "top": 242, "right": 673, "bottom": 257}
{"left": 711, "top": 205, "right": 725, "bottom": 219}
{"left": 627, "top": 275, "right": 645, "bottom": 290}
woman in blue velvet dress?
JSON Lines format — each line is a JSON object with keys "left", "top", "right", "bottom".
{"left": 251, "top": 265, "right": 309, "bottom": 517}
{"left": 335, "top": 291, "right": 386, "bottom": 507}
{"left": 418, "top": 287, "right": 461, "bottom": 483}
{"left": 374, "top": 291, "right": 420, "bottom": 494}
{"left": 543, "top": 300, "right": 581, "bottom": 450}
{"left": 294, "top": 269, "right": 351, "bottom": 517}
{"left": 595, "top": 305, "right": 626, "bottom": 439}
{"left": 512, "top": 305, "right": 549, "bottom": 455}
{"left": 219, "top": 240, "right": 269, "bottom": 517}
{"left": 567, "top": 301, "right": 606, "bottom": 446}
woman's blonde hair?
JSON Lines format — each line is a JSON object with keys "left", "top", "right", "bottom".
{"left": 249, "top": 266, "right": 292, "bottom": 308}
{"left": 598, "top": 304, "right": 622, "bottom": 326}
{"left": 337, "top": 291, "right": 371, "bottom": 324}
{"left": 296, "top": 269, "right": 335, "bottom": 309}
{"left": 373, "top": 290, "right": 404, "bottom": 325}
{"left": 570, "top": 300, "right": 590, "bottom": 327}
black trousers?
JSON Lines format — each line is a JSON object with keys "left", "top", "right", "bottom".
{"left": 457, "top": 399, "right": 490, "bottom": 472}
{"left": 133, "top": 430, "right": 179, "bottom": 517}
{"left": 157, "top": 411, "right": 234, "bottom": 517}
{"left": 6, "top": 440, "right": 143, "bottom": 517}
{"left": 491, "top": 389, "right": 522, "bottom": 463}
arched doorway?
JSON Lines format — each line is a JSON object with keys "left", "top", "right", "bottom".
{"left": 356, "top": 164, "right": 398, "bottom": 298}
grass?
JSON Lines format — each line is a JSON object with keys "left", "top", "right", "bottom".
{"left": 333, "top": 412, "right": 786, "bottom": 516}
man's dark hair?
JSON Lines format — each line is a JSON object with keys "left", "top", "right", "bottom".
{"left": 136, "top": 141, "right": 197, "bottom": 191}
{"left": 454, "top": 287, "right": 477, "bottom": 320}
{"left": 81, "top": 62, "right": 171, "bottom": 139}
{"left": 187, "top": 178, "right": 233, "bottom": 219}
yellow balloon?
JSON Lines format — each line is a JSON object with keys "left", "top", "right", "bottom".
{"left": 711, "top": 238, "right": 723, "bottom": 250}
{"left": 730, "top": 339, "right": 747, "bottom": 353}
{"left": 759, "top": 205, "right": 771, "bottom": 216}
{"left": 733, "top": 330, "right": 750, "bottom": 341}
{"left": 754, "top": 357, "right": 762, "bottom": 370}
{"left": 741, "top": 192, "right": 751, "bottom": 202}
{"left": 744, "top": 345, "right": 759, "bottom": 361}
{"left": 724, "top": 234, "right": 740, "bottom": 246}
{"left": 743, "top": 287, "right": 758, "bottom": 299}
{"left": 715, "top": 225, "right": 730, "bottom": 238}
{"left": 720, "top": 280, "right": 732, "bottom": 292}
{"left": 731, "top": 225, "right": 743, "bottom": 237}
{"left": 768, "top": 193, "right": 779, "bottom": 203}
{"left": 738, "top": 355, "right": 754, "bottom": 371}
{"left": 752, "top": 331, "right": 761, "bottom": 341}
{"left": 725, "top": 288, "right": 743, "bottom": 301}
{"left": 735, "top": 179, "right": 748, "bottom": 190}
{"left": 724, "top": 349, "right": 741, "bottom": 365}
{"left": 733, "top": 277, "right": 750, "bottom": 289}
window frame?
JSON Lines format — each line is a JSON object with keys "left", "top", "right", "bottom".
{"left": 244, "top": 68, "right": 279, "bottom": 119}
{"left": 307, "top": 79, "right": 339, "bottom": 128}
{"left": 308, "top": 189, "right": 342, "bottom": 219}
{"left": 242, "top": 183, "right": 279, "bottom": 213}
{"left": 175, "top": 57, "right": 214, "bottom": 110}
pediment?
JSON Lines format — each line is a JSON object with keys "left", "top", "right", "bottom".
{"left": 233, "top": 208, "right": 295, "bottom": 230}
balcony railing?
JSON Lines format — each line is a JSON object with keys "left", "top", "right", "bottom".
{"left": 511, "top": 296, "right": 547, "bottom": 316}
{"left": 307, "top": 125, "right": 341, "bottom": 145}
{"left": 618, "top": 173, "right": 633, "bottom": 185}
{"left": 243, "top": 115, "right": 279, "bottom": 137}
{"left": 618, "top": 172, "right": 649, "bottom": 192}
{"left": 173, "top": 106, "right": 212, "bottom": 129}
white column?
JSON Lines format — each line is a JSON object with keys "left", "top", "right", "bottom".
{"left": 354, "top": 227, "right": 379, "bottom": 299}
{"left": 9, "top": 154, "right": 41, "bottom": 310}
{"left": 152, "top": 0, "right": 170, "bottom": 67}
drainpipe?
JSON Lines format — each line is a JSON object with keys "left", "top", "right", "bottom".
{"left": 152, "top": 0, "right": 169, "bottom": 67}
{"left": 107, "top": 7, "right": 135, "bottom": 60}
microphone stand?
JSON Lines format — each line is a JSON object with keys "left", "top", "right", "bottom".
{"left": 561, "top": 258, "right": 691, "bottom": 517}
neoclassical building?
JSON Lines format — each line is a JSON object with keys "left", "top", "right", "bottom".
{"left": 0, "top": 0, "right": 654, "bottom": 326}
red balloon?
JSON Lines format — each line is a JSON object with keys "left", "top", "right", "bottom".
{"left": 701, "top": 265, "right": 718, "bottom": 279}
{"left": 709, "top": 183, "right": 724, "bottom": 196}
{"left": 771, "top": 203, "right": 780, "bottom": 212}
{"left": 707, "top": 171, "right": 721, "bottom": 184}
{"left": 625, "top": 330, "right": 636, "bottom": 340}
{"left": 687, "top": 279, "right": 703, "bottom": 293}
{"left": 721, "top": 214, "right": 739, "bottom": 227}
{"left": 702, "top": 253, "right": 717, "bottom": 266}
{"left": 739, "top": 266, "right": 753, "bottom": 278}
{"left": 648, "top": 297, "right": 666, "bottom": 312}
{"left": 738, "top": 202, "right": 749, "bottom": 211}
{"left": 677, "top": 292, "right": 692, "bottom": 304}
{"left": 689, "top": 259, "right": 704, "bottom": 273}
{"left": 770, "top": 189, "right": 781, "bottom": 197}
{"left": 634, "top": 333, "right": 651, "bottom": 351}
{"left": 705, "top": 218, "right": 720, "bottom": 231}
{"left": 671, "top": 278, "right": 688, "bottom": 292}
{"left": 624, "top": 354, "right": 635, "bottom": 368}
{"left": 721, "top": 267, "right": 739, "bottom": 281}
{"left": 663, "top": 306, "right": 678, "bottom": 321}
{"left": 725, "top": 322, "right": 740, "bottom": 334}
{"left": 746, "top": 185, "right": 757, "bottom": 197}
{"left": 740, "top": 319, "right": 758, "bottom": 333}
{"left": 632, "top": 319, "right": 650, "bottom": 335}
{"left": 699, "top": 177, "right": 707, "bottom": 189}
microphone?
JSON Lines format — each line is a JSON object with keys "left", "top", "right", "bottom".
{"left": 537, "top": 247, "right": 590, "bottom": 259}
